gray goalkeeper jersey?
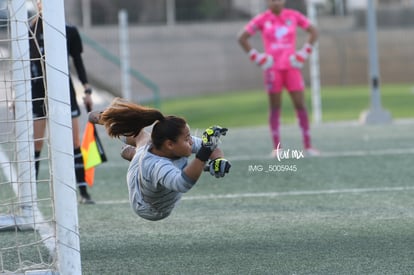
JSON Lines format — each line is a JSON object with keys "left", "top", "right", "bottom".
{"left": 126, "top": 136, "right": 202, "bottom": 221}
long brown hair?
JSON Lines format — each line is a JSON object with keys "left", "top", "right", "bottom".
{"left": 100, "top": 98, "right": 187, "bottom": 149}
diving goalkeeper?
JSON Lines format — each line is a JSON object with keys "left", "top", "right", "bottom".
{"left": 89, "top": 98, "right": 231, "bottom": 221}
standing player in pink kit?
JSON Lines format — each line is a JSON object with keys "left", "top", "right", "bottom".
{"left": 238, "top": 0, "right": 319, "bottom": 156}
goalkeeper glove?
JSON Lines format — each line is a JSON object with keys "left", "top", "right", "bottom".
{"left": 249, "top": 48, "right": 274, "bottom": 70}
{"left": 196, "top": 126, "right": 228, "bottom": 162}
{"left": 207, "top": 158, "right": 231, "bottom": 178}
{"left": 289, "top": 43, "right": 313, "bottom": 69}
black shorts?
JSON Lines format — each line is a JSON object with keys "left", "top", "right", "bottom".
{"left": 31, "top": 78, "right": 81, "bottom": 118}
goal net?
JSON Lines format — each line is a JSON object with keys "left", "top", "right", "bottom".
{"left": 0, "top": 0, "right": 81, "bottom": 274}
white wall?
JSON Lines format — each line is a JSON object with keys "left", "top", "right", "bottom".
{"left": 347, "top": 0, "right": 368, "bottom": 10}
{"left": 233, "top": 0, "right": 266, "bottom": 15}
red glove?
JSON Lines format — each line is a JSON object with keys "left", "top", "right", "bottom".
{"left": 290, "top": 43, "right": 313, "bottom": 69}
{"left": 248, "top": 48, "right": 274, "bottom": 70}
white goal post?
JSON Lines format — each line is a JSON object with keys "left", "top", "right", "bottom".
{"left": 0, "top": 0, "right": 81, "bottom": 274}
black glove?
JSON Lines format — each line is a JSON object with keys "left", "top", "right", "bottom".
{"left": 207, "top": 158, "right": 231, "bottom": 178}
{"left": 196, "top": 126, "right": 228, "bottom": 162}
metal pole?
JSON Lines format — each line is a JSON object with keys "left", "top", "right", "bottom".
{"left": 359, "top": 0, "right": 391, "bottom": 124}
{"left": 251, "top": 0, "right": 266, "bottom": 15}
{"left": 335, "top": 0, "right": 345, "bottom": 16}
{"left": 82, "top": 0, "right": 91, "bottom": 28}
{"left": 119, "top": 10, "right": 131, "bottom": 100}
{"left": 166, "top": 0, "right": 176, "bottom": 26}
{"left": 306, "top": 0, "right": 322, "bottom": 124}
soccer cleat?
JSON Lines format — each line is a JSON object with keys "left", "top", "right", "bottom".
{"left": 88, "top": 110, "right": 104, "bottom": 125}
{"left": 304, "top": 147, "right": 321, "bottom": 157}
{"left": 79, "top": 193, "right": 95, "bottom": 204}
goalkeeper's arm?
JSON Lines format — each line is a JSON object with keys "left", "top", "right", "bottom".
{"left": 305, "top": 24, "right": 318, "bottom": 45}
{"left": 184, "top": 126, "right": 228, "bottom": 182}
{"left": 238, "top": 30, "right": 273, "bottom": 70}
{"left": 238, "top": 29, "right": 253, "bottom": 54}
{"left": 209, "top": 148, "right": 224, "bottom": 161}
{"left": 183, "top": 158, "right": 209, "bottom": 183}
{"left": 184, "top": 147, "right": 225, "bottom": 182}
{"left": 290, "top": 24, "right": 318, "bottom": 69}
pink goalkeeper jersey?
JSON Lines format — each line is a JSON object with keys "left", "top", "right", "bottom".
{"left": 245, "top": 9, "right": 310, "bottom": 70}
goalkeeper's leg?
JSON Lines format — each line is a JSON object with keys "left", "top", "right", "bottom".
{"left": 287, "top": 91, "right": 310, "bottom": 148}
{"left": 286, "top": 69, "right": 319, "bottom": 153}
{"left": 269, "top": 107, "right": 281, "bottom": 149}
{"left": 265, "top": 69, "right": 284, "bottom": 152}
{"left": 120, "top": 145, "right": 136, "bottom": 161}
{"left": 287, "top": 87, "right": 319, "bottom": 156}
{"left": 267, "top": 93, "right": 282, "bottom": 151}
{"left": 32, "top": 86, "right": 47, "bottom": 179}
{"left": 33, "top": 119, "right": 46, "bottom": 179}
{"left": 120, "top": 130, "right": 151, "bottom": 161}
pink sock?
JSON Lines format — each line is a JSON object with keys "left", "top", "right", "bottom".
{"left": 296, "top": 109, "right": 311, "bottom": 149}
{"left": 269, "top": 109, "right": 280, "bottom": 149}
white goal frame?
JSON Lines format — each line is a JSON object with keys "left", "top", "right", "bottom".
{"left": 0, "top": 0, "right": 81, "bottom": 274}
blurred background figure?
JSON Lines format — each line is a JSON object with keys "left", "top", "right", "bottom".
{"left": 30, "top": 0, "right": 95, "bottom": 204}
{"left": 238, "top": 0, "right": 319, "bottom": 156}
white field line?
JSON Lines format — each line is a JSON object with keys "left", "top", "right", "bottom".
{"left": 97, "top": 186, "right": 414, "bottom": 205}
{"left": 98, "top": 148, "right": 414, "bottom": 168}
{"left": 230, "top": 147, "right": 414, "bottom": 161}
{"left": 100, "top": 147, "right": 414, "bottom": 168}
{"left": 0, "top": 147, "right": 55, "bottom": 255}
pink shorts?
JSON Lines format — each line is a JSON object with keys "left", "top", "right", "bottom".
{"left": 264, "top": 68, "right": 305, "bottom": 93}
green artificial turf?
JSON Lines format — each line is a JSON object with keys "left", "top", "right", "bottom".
{"left": 159, "top": 84, "right": 414, "bottom": 129}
